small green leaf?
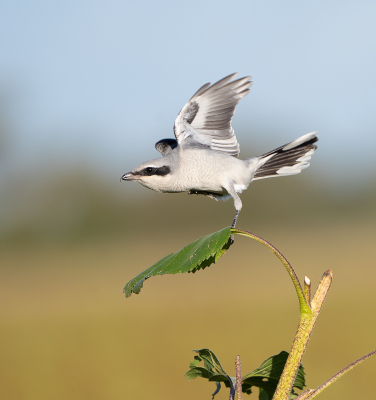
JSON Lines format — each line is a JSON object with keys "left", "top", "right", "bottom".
{"left": 186, "top": 349, "right": 228, "bottom": 380}
{"left": 185, "top": 349, "right": 235, "bottom": 399}
{"left": 124, "top": 227, "right": 232, "bottom": 297}
{"left": 185, "top": 349, "right": 234, "bottom": 388}
{"left": 242, "top": 351, "right": 305, "bottom": 399}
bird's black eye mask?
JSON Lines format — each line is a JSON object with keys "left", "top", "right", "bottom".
{"left": 138, "top": 166, "right": 171, "bottom": 177}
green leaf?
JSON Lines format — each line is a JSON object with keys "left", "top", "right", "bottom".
{"left": 186, "top": 348, "right": 229, "bottom": 381}
{"left": 242, "top": 351, "right": 305, "bottom": 399}
{"left": 186, "top": 349, "right": 305, "bottom": 400}
{"left": 123, "top": 227, "right": 232, "bottom": 297}
{"left": 185, "top": 349, "right": 234, "bottom": 398}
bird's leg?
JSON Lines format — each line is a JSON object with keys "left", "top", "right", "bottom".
{"left": 232, "top": 210, "right": 240, "bottom": 228}
{"left": 226, "top": 181, "right": 243, "bottom": 240}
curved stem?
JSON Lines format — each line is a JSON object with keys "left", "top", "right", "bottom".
{"left": 231, "top": 229, "right": 333, "bottom": 400}
{"left": 232, "top": 229, "right": 310, "bottom": 314}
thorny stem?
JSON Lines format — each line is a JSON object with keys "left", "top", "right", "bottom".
{"left": 235, "top": 355, "right": 242, "bottom": 400}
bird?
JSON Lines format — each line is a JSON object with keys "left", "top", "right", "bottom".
{"left": 121, "top": 73, "right": 318, "bottom": 228}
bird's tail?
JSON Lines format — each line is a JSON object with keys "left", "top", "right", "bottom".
{"left": 247, "top": 132, "right": 318, "bottom": 180}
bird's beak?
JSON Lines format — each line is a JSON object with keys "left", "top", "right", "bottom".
{"left": 120, "top": 172, "right": 139, "bottom": 182}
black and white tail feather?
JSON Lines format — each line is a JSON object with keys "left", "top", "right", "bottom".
{"left": 250, "top": 132, "right": 318, "bottom": 180}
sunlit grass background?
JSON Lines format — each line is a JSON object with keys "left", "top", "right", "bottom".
{"left": 1, "top": 166, "right": 375, "bottom": 400}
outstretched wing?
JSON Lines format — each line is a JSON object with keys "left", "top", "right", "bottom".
{"left": 173, "top": 73, "right": 252, "bottom": 157}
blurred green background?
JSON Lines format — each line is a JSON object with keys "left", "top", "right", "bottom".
{"left": 1, "top": 1, "right": 376, "bottom": 399}
{"left": 1, "top": 166, "right": 375, "bottom": 400}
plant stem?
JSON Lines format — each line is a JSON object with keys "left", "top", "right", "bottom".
{"left": 232, "top": 229, "right": 335, "bottom": 400}
{"left": 231, "top": 228, "right": 373, "bottom": 399}
{"left": 232, "top": 229, "right": 310, "bottom": 314}
{"left": 229, "top": 380, "right": 235, "bottom": 400}
{"left": 300, "top": 350, "right": 376, "bottom": 400}
{"left": 235, "top": 355, "right": 242, "bottom": 400}
{"left": 294, "top": 389, "right": 315, "bottom": 400}
{"left": 272, "top": 270, "right": 333, "bottom": 400}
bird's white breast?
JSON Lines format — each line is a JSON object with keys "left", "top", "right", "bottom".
{"left": 175, "top": 149, "right": 251, "bottom": 192}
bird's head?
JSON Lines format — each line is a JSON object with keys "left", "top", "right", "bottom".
{"left": 121, "top": 157, "right": 172, "bottom": 192}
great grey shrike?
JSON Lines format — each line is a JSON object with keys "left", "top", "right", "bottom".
{"left": 121, "top": 73, "right": 318, "bottom": 228}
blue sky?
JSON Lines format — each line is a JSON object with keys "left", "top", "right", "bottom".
{"left": 1, "top": 0, "right": 376, "bottom": 184}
